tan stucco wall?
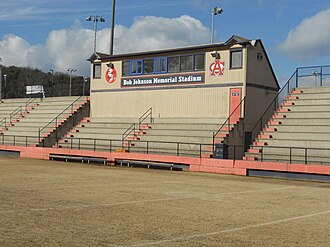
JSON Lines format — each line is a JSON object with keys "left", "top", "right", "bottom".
{"left": 90, "top": 86, "right": 243, "bottom": 118}
{"left": 246, "top": 42, "right": 278, "bottom": 89}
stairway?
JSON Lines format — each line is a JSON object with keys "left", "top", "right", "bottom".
{"left": 245, "top": 87, "right": 330, "bottom": 165}
{"left": 0, "top": 96, "right": 89, "bottom": 146}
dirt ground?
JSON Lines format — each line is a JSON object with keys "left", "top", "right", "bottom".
{"left": 0, "top": 157, "right": 329, "bottom": 247}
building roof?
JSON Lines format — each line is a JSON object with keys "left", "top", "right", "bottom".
{"left": 88, "top": 35, "right": 254, "bottom": 62}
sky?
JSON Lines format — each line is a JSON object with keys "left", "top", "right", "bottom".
{"left": 0, "top": 0, "right": 330, "bottom": 86}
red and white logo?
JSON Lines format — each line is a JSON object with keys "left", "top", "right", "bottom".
{"left": 210, "top": 60, "right": 225, "bottom": 76}
{"left": 105, "top": 66, "right": 117, "bottom": 84}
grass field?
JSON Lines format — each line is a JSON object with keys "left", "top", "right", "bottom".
{"left": 0, "top": 157, "right": 329, "bottom": 246}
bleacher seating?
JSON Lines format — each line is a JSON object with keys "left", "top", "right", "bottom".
{"left": 0, "top": 96, "right": 88, "bottom": 146}
{"left": 245, "top": 87, "right": 330, "bottom": 165}
{"left": 56, "top": 117, "right": 236, "bottom": 157}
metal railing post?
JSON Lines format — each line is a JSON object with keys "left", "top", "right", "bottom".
{"left": 305, "top": 148, "right": 307, "bottom": 164}
{"left": 177, "top": 143, "right": 179, "bottom": 156}
{"left": 147, "top": 141, "right": 149, "bottom": 154}
{"left": 289, "top": 147, "right": 292, "bottom": 164}
{"left": 295, "top": 68, "right": 298, "bottom": 88}
{"left": 199, "top": 144, "right": 202, "bottom": 158}
{"left": 320, "top": 67, "right": 323, "bottom": 86}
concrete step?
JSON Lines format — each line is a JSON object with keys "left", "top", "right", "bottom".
{"left": 282, "top": 105, "right": 330, "bottom": 112}
{"left": 261, "top": 131, "right": 330, "bottom": 141}
{"left": 72, "top": 127, "right": 129, "bottom": 135}
{"left": 137, "top": 135, "right": 214, "bottom": 144}
{"left": 152, "top": 117, "right": 227, "bottom": 124}
{"left": 58, "top": 138, "right": 122, "bottom": 147}
{"left": 286, "top": 98, "right": 330, "bottom": 105}
{"left": 270, "top": 118, "right": 330, "bottom": 125}
{"left": 248, "top": 146, "right": 330, "bottom": 157}
{"left": 89, "top": 117, "right": 138, "bottom": 123}
{"left": 255, "top": 138, "right": 330, "bottom": 149}
{"left": 149, "top": 123, "right": 222, "bottom": 131}
{"left": 298, "top": 86, "right": 330, "bottom": 94}
{"left": 64, "top": 132, "right": 123, "bottom": 140}
{"left": 276, "top": 111, "right": 330, "bottom": 118}
{"left": 144, "top": 129, "right": 224, "bottom": 137}
{"left": 268, "top": 125, "right": 330, "bottom": 133}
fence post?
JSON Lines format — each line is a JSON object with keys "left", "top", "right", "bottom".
{"left": 199, "top": 144, "right": 202, "bottom": 158}
{"left": 261, "top": 146, "right": 264, "bottom": 162}
{"left": 320, "top": 67, "right": 323, "bottom": 87}
{"left": 109, "top": 140, "right": 112, "bottom": 152}
{"left": 289, "top": 147, "right": 292, "bottom": 164}
{"left": 147, "top": 141, "right": 149, "bottom": 154}
{"left": 305, "top": 148, "right": 307, "bottom": 164}
{"left": 177, "top": 143, "right": 180, "bottom": 156}
{"left": 295, "top": 68, "right": 298, "bottom": 88}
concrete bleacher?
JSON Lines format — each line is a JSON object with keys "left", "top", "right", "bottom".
{"left": 245, "top": 87, "right": 330, "bottom": 165}
{"left": 0, "top": 96, "right": 89, "bottom": 146}
{"left": 57, "top": 117, "right": 234, "bottom": 157}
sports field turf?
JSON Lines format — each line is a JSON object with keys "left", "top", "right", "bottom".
{"left": 0, "top": 157, "right": 329, "bottom": 246}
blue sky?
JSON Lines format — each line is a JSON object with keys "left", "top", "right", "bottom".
{"left": 1, "top": 0, "right": 330, "bottom": 85}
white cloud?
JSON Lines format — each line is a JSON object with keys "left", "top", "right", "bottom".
{"left": 278, "top": 8, "right": 330, "bottom": 61}
{"left": 0, "top": 15, "right": 210, "bottom": 75}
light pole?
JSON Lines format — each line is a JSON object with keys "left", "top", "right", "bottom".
{"left": 0, "top": 58, "right": 2, "bottom": 101}
{"left": 3, "top": 74, "right": 6, "bottom": 99}
{"left": 67, "top": 68, "right": 77, "bottom": 96}
{"left": 110, "top": 0, "right": 116, "bottom": 55}
{"left": 211, "top": 7, "right": 223, "bottom": 43}
{"left": 50, "top": 69, "right": 54, "bottom": 97}
{"left": 86, "top": 15, "right": 105, "bottom": 52}
{"left": 83, "top": 77, "right": 88, "bottom": 96}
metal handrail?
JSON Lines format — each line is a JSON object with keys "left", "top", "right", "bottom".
{"left": 138, "top": 107, "right": 152, "bottom": 130}
{"left": 0, "top": 118, "right": 6, "bottom": 128}
{"left": 212, "top": 97, "right": 245, "bottom": 150}
{"left": 250, "top": 70, "right": 297, "bottom": 139}
{"left": 10, "top": 106, "right": 22, "bottom": 122}
{"left": 38, "top": 96, "right": 82, "bottom": 142}
{"left": 121, "top": 123, "right": 136, "bottom": 146}
{"left": 121, "top": 107, "right": 153, "bottom": 146}
{"left": 24, "top": 97, "right": 38, "bottom": 112}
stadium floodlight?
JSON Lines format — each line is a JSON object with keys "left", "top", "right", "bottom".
{"left": 67, "top": 68, "right": 77, "bottom": 96}
{"left": 211, "top": 7, "right": 223, "bottom": 44}
{"left": 86, "top": 15, "right": 106, "bottom": 52}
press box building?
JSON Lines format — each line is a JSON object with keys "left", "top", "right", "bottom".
{"left": 88, "top": 35, "right": 279, "bottom": 146}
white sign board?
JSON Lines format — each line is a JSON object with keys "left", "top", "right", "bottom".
{"left": 26, "top": 85, "right": 45, "bottom": 98}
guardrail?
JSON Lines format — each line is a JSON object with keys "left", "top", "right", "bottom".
{"left": 1, "top": 134, "right": 330, "bottom": 165}
{"left": 138, "top": 107, "right": 152, "bottom": 129}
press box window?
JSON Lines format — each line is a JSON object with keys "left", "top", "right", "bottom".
{"left": 155, "top": 57, "right": 167, "bottom": 73}
{"left": 194, "top": 54, "right": 205, "bottom": 70}
{"left": 230, "top": 50, "right": 242, "bottom": 69}
{"left": 180, "top": 55, "right": 193, "bottom": 71}
{"left": 93, "top": 64, "right": 101, "bottom": 79}
{"left": 168, "top": 56, "right": 180, "bottom": 73}
{"left": 122, "top": 61, "right": 130, "bottom": 76}
{"left": 131, "top": 60, "right": 143, "bottom": 75}
{"left": 143, "top": 59, "right": 154, "bottom": 75}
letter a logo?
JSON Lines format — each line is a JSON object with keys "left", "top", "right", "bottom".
{"left": 210, "top": 60, "right": 225, "bottom": 76}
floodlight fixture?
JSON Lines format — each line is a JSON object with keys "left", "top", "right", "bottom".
{"left": 211, "top": 6, "right": 223, "bottom": 43}
{"left": 86, "top": 15, "right": 106, "bottom": 52}
{"left": 67, "top": 68, "right": 77, "bottom": 96}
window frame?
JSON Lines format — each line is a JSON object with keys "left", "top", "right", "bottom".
{"left": 130, "top": 60, "right": 143, "bottom": 75}
{"left": 180, "top": 54, "right": 194, "bottom": 72}
{"left": 193, "top": 54, "right": 205, "bottom": 71}
{"left": 93, "top": 63, "right": 101, "bottom": 79}
{"left": 230, "top": 49, "right": 243, "bottom": 70}
{"left": 122, "top": 61, "right": 131, "bottom": 77}
{"left": 154, "top": 57, "right": 168, "bottom": 74}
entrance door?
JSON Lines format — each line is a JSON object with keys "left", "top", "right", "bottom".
{"left": 229, "top": 88, "right": 242, "bottom": 124}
